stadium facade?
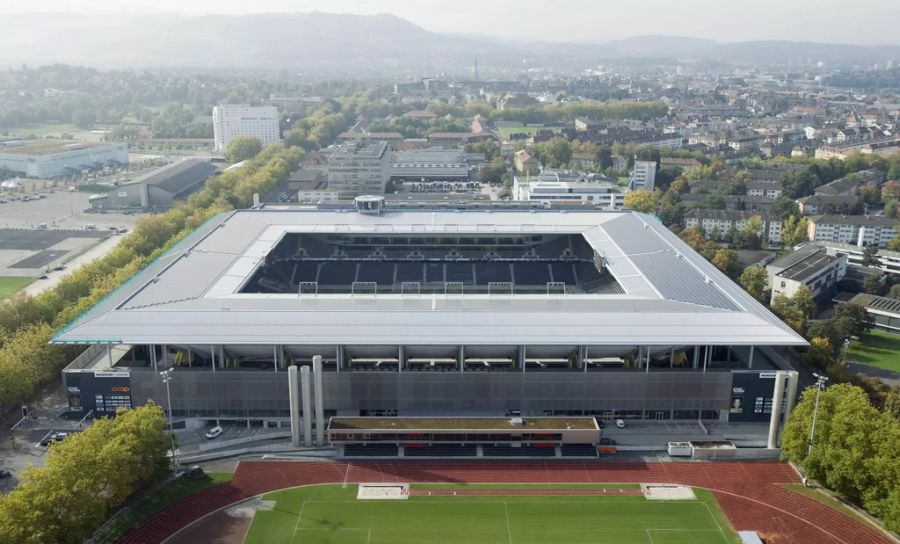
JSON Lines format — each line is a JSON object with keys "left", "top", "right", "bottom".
{"left": 55, "top": 199, "right": 807, "bottom": 434}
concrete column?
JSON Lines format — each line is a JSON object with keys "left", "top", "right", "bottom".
{"left": 398, "top": 345, "right": 404, "bottom": 373}
{"left": 644, "top": 347, "right": 650, "bottom": 373}
{"left": 219, "top": 346, "right": 225, "bottom": 369}
{"left": 692, "top": 346, "right": 699, "bottom": 369}
{"left": 670, "top": 349, "right": 675, "bottom": 368}
{"left": 300, "top": 365, "right": 313, "bottom": 446}
{"left": 748, "top": 346, "right": 755, "bottom": 369}
{"left": 583, "top": 345, "right": 589, "bottom": 373}
{"left": 784, "top": 371, "right": 800, "bottom": 421}
{"left": 519, "top": 346, "right": 526, "bottom": 372}
{"left": 458, "top": 345, "right": 464, "bottom": 373}
{"left": 187, "top": 347, "right": 192, "bottom": 368}
{"left": 703, "top": 346, "right": 709, "bottom": 373}
{"left": 313, "top": 355, "right": 325, "bottom": 447}
{"left": 287, "top": 366, "right": 300, "bottom": 446}
{"left": 336, "top": 345, "right": 344, "bottom": 371}
{"left": 150, "top": 345, "right": 158, "bottom": 371}
{"left": 767, "top": 371, "right": 787, "bottom": 449}
{"left": 209, "top": 345, "right": 216, "bottom": 373}
{"left": 162, "top": 344, "right": 169, "bottom": 369}
{"left": 107, "top": 343, "right": 113, "bottom": 367}
{"left": 273, "top": 345, "right": 279, "bottom": 372}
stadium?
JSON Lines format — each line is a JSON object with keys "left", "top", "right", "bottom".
{"left": 55, "top": 197, "right": 807, "bottom": 454}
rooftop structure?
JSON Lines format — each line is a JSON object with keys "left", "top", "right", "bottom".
{"left": 327, "top": 141, "right": 391, "bottom": 199}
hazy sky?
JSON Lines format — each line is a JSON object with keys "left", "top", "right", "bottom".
{"left": 6, "top": 0, "right": 900, "bottom": 45}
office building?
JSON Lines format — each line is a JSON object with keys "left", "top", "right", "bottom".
{"left": 326, "top": 142, "right": 391, "bottom": 199}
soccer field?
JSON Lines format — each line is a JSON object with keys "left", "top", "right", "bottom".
{"left": 244, "top": 484, "right": 740, "bottom": 544}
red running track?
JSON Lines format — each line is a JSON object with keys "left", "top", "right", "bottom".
{"left": 117, "top": 460, "right": 894, "bottom": 544}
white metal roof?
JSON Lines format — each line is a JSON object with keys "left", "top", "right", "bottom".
{"left": 52, "top": 207, "right": 807, "bottom": 347}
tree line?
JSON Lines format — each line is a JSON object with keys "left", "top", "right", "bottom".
{"left": 0, "top": 404, "right": 169, "bottom": 544}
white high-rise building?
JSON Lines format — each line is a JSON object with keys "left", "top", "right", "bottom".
{"left": 629, "top": 160, "right": 657, "bottom": 190}
{"left": 212, "top": 105, "right": 281, "bottom": 152}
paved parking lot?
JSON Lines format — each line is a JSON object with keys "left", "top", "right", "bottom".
{"left": 0, "top": 191, "right": 142, "bottom": 231}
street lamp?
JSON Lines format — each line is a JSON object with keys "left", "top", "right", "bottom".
{"left": 159, "top": 368, "right": 179, "bottom": 474}
{"left": 806, "top": 373, "right": 829, "bottom": 458}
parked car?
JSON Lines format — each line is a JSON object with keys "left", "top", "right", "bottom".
{"left": 615, "top": 419, "right": 626, "bottom": 429}
{"left": 205, "top": 426, "right": 223, "bottom": 439}
{"left": 599, "top": 437, "right": 617, "bottom": 446}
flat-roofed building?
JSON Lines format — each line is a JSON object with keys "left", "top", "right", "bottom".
{"left": 327, "top": 141, "right": 391, "bottom": 198}
{"left": 766, "top": 244, "right": 847, "bottom": 303}
{"left": 684, "top": 209, "right": 783, "bottom": 244}
{"left": 629, "top": 160, "right": 657, "bottom": 190}
{"left": 55, "top": 202, "right": 805, "bottom": 437}
{"left": 822, "top": 241, "right": 900, "bottom": 278}
{"left": 808, "top": 215, "right": 898, "bottom": 247}
{"left": 0, "top": 139, "right": 127, "bottom": 179}
{"left": 513, "top": 171, "right": 623, "bottom": 207}
{"left": 391, "top": 149, "right": 469, "bottom": 181}
{"left": 212, "top": 104, "right": 280, "bottom": 152}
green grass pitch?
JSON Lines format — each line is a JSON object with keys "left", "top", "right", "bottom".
{"left": 244, "top": 484, "right": 740, "bottom": 544}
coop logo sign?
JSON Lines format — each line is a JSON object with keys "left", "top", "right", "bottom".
{"left": 111, "top": 386, "right": 130, "bottom": 393}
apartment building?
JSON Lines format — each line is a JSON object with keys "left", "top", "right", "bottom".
{"left": 807, "top": 215, "right": 898, "bottom": 248}
{"left": 212, "top": 104, "right": 281, "bottom": 152}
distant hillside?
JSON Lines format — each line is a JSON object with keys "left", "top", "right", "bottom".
{"left": 1, "top": 12, "right": 898, "bottom": 73}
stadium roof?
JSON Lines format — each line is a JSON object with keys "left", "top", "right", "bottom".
{"left": 52, "top": 207, "right": 807, "bottom": 347}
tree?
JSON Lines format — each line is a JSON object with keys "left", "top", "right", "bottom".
{"left": 712, "top": 249, "right": 739, "bottom": 278}
{"left": 864, "top": 274, "right": 883, "bottom": 295}
{"left": 888, "top": 234, "right": 900, "bottom": 252}
{"left": 0, "top": 404, "right": 168, "bottom": 544}
{"left": 771, "top": 293, "right": 806, "bottom": 333}
{"left": 804, "top": 336, "right": 838, "bottom": 370}
{"left": 793, "top": 286, "right": 817, "bottom": 319}
{"left": 862, "top": 245, "right": 880, "bottom": 267}
{"left": 739, "top": 267, "right": 770, "bottom": 303}
{"left": 890, "top": 283, "right": 900, "bottom": 299}
{"left": 224, "top": 136, "right": 263, "bottom": 163}
{"left": 833, "top": 303, "right": 874, "bottom": 337}
{"left": 71, "top": 108, "right": 96, "bottom": 130}
{"left": 781, "top": 383, "right": 900, "bottom": 532}
{"left": 478, "top": 157, "right": 507, "bottom": 184}
{"left": 623, "top": 188, "right": 660, "bottom": 214}
{"left": 858, "top": 183, "right": 882, "bottom": 205}
{"left": 885, "top": 199, "right": 898, "bottom": 219}
{"left": 781, "top": 215, "right": 810, "bottom": 247}
{"left": 770, "top": 195, "right": 800, "bottom": 220}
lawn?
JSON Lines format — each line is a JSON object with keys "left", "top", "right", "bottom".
{"left": 495, "top": 126, "right": 559, "bottom": 139}
{"left": 845, "top": 330, "right": 900, "bottom": 372}
{"left": 93, "top": 471, "right": 232, "bottom": 544}
{"left": 0, "top": 276, "right": 32, "bottom": 298}
{"left": 7, "top": 122, "right": 80, "bottom": 137}
{"left": 244, "top": 484, "right": 739, "bottom": 544}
